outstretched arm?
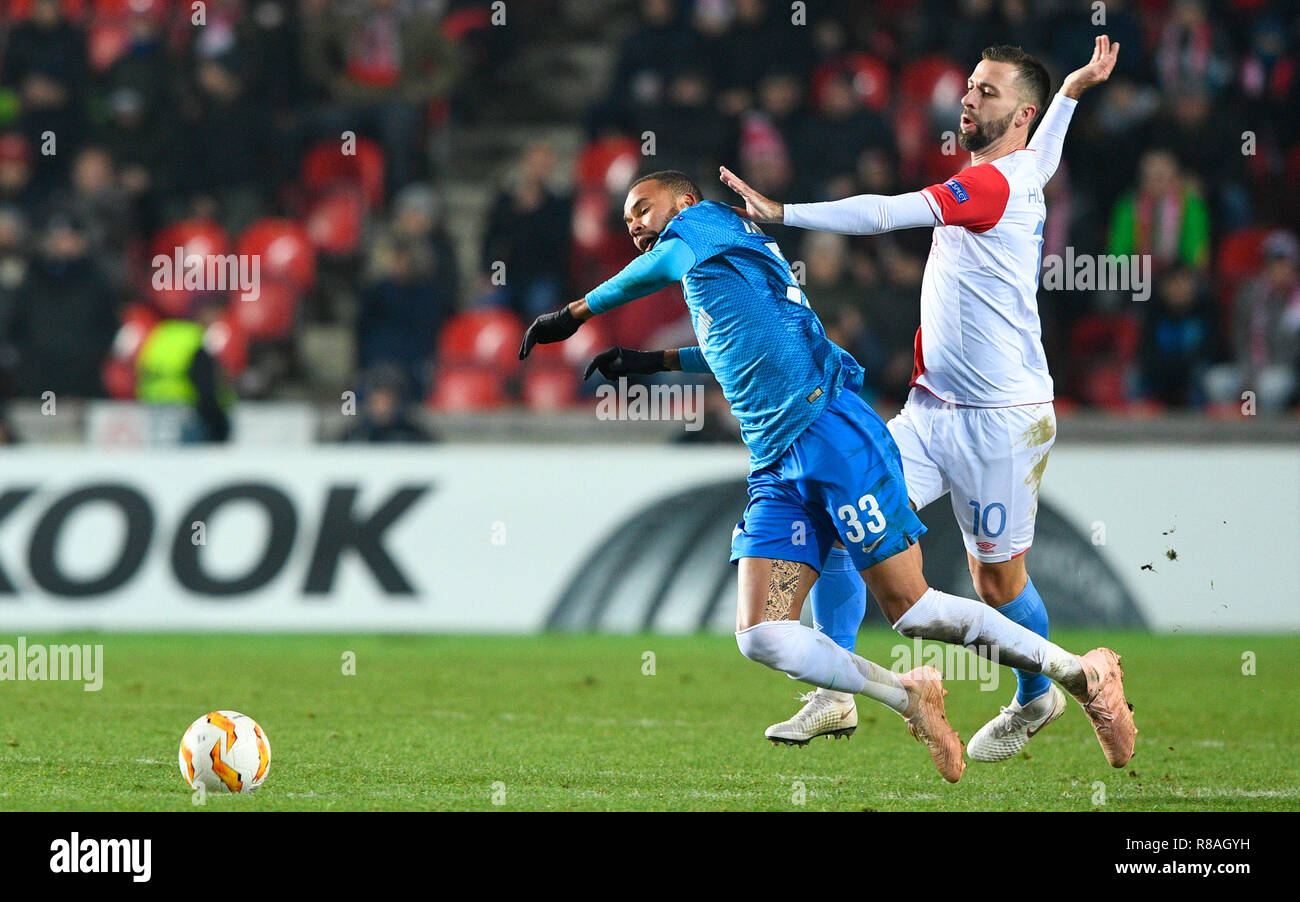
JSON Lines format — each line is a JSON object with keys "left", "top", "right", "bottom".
{"left": 719, "top": 164, "right": 938, "bottom": 235}
{"left": 519, "top": 237, "right": 697, "bottom": 359}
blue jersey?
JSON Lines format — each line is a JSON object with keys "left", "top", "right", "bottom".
{"left": 663, "top": 201, "right": 862, "bottom": 471}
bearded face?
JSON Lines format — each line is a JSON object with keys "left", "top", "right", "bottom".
{"left": 958, "top": 106, "right": 1018, "bottom": 152}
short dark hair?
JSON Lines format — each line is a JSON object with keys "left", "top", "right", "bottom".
{"left": 630, "top": 170, "right": 703, "bottom": 202}
{"left": 980, "top": 45, "right": 1051, "bottom": 124}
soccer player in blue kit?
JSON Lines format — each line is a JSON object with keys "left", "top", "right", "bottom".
{"left": 518, "top": 171, "right": 1135, "bottom": 781}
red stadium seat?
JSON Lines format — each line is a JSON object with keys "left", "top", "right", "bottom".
{"left": 149, "top": 218, "right": 229, "bottom": 262}
{"left": 305, "top": 185, "right": 366, "bottom": 257}
{"left": 441, "top": 5, "right": 491, "bottom": 41}
{"left": 208, "top": 309, "right": 249, "bottom": 378}
{"left": 101, "top": 357, "right": 137, "bottom": 399}
{"left": 5, "top": 0, "right": 89, "bottom": 21}
{"left": 571, "top": 188, "right": 614, "bottom": 253}
{"left": 236, "top": 218, "right": 317, "bottom": 293}
{"left": 147, "top": 219, "right": 230, "bottom": 317}
{"left": 438, "top": 308, "right": 526, "bottom": 374}
{"left": 102, "top": 302, "right": 159, "bottom": 398}
{"left": 522, "top": 365, "right": 581, "bottom": 411}
{"left": 1215, "top": 226, "right": 1270, "bottom": 292}
{"left": 812, "top": 54, "right": 892, "bottom": 113}
{"left": 899, "top": 55, "right": 967, "bottom": 110}
{"left": 229, "top": 277, "right": 299, "bottom": 341}
{"left": 428, "top": 365, "right": 508, "bottom": 411}
{"left": 301, "top": 138, "right": 386, "bottom": 210}
{"left": 574, "top": 135, "right": 640, "bottom": 193}
{"left": 1070, "top": 314, "right": 1140, "bottom": 409}
{"left": 87, "top": 21, "right": 131, "bottom": 72}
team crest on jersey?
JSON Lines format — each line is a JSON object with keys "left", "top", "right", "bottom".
{"left": 944, "top": 179, "right": 969, "bottom": 203}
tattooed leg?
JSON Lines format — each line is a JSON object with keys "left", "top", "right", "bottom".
{"left": 737, "top": 557, "right": 818, "bottom": 631}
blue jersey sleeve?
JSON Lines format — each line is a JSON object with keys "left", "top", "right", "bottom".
{"left": 585, "top": 236, "right": 697, "bottom": 314}
{"left": 677, "top": 345, "right": 710, "bottom": 374}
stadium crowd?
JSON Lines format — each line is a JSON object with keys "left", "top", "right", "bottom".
{"left": 0, "top": 0, "right": 1296, "bottom": 442}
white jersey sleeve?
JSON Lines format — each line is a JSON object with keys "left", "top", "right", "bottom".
{"left": 1025, "top": 93, "right": 1077, "bottom": 188}
{"left": 783, "top": 191, "right": 938, "bottom": 235}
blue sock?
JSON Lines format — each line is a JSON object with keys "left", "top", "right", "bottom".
{"left": 810, "top": 547, "right": 866, "bottom": 652}
{"left": 997, "top": 576, "right": 1051, "bottom": 704}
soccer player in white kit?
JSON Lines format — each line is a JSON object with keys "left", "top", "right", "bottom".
{"left": 720, "top": 36, "right": 1121, "bottom": 762}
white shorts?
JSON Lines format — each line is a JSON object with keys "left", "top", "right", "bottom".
{"left": 887, "top": 388, "right": 1056, "bottom": 563}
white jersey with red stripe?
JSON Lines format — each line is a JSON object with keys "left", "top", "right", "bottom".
{"left": 783, "top": 93, "right": 1078, "bottom": 410}
{"left": 913, "top": 150, "right": 1052, "bottom": 407}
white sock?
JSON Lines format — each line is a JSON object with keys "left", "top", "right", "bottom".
{"left": 892, "top": 588, "right": 1085, "bottom": 694}
{"left": 736, "top": 620, "right": 909, "bottom": 712}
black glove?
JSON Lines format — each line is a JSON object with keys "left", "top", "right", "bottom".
{"left": 519, "top": 306, "right": 582, "bottom": 359}
{"left": 583, "top": 347, "right": 667, "bottom": 380}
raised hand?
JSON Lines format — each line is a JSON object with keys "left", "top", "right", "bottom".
{"left": 1061, "top": 34, "right": 1120, "bottom": 99}
{"left": 719, "top": 165, "right": 784, "bottom": 224}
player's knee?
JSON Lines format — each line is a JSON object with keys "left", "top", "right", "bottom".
{"left": 893, "top": 588, "right": 983, "bottom": 646}
{"left": 735, "top": 620, "right": 801, "bottom": 672}
{"left": 971, "top": 566, "right": 1022, "bottom": 606}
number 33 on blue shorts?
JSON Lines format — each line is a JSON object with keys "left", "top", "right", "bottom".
{"left": 730, "top": 389, "right": 927, "bottom": 573}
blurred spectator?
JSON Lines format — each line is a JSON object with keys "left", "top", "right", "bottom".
{"left": 357, "top": 188, "right": 456, "bottom": 397}
{"left": 713, "top": 0, "right": 810, "bottom": 117}
{"left": 0, "top": 133, "right": 42, "bottom": 209}
{"left": 340, "top": 364, "right": 435, "bottom": 443}
{"left": 183, "top": 56, "right": 266, "bottom": 234}
{"left": 480, "top": 143, "right": 572, "bottom": 320}
{"left": 94, "top": 86, "right": 181, "bottom": 233}
{"left": 639, "top": 67, "right": 734, "bottom": 177}
{"left": 7, "top": 212, "right": 118, "bottom": 399}
{"left": 1138, "top": 89, "right": 1251, "bottom": 231}
{"left": 135, "top": 293, "right": 234, "bottom": 443}
{"left": 1108, "top": 149, "right": 1211, "bottom": 274}
{"left": 0, "top": 206, "right": 31, "bottom": 396}
{"left": 791, "top": 70, "right": 893, "bottom": 198}
{"left": 0, "top": 0, "right": 88, "bottom": 188}
{"left": 1205, "top": 230, "right": 1300, "bottom": 413}
{"left": 1137, "top": 265, "right": 1217, "bottom": 407}
{"left": 43, "top": 146, "right": 133, "bottom": 292}
{"left": 1155, "top": 0, "right": 1233, "bottom": 96}
{"left": 593, "top": 0, "right": 700, "bottom": 134}
{"left": 302, "top": 0, "right": 463, "bottom": 195}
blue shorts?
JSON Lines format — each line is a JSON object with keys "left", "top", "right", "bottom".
{"left": 730, "top": 389, "right": 926, "bottom": 573}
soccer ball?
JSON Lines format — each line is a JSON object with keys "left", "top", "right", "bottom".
{"left": 178, "top": 710, "right": 271, "bottom": 794}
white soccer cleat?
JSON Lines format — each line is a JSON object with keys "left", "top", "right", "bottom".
{"left": 967, "top": 683, "right": 1068, "bottom": 762}
{"left": 765, "top": 688, "right": 857, "bottom": 746}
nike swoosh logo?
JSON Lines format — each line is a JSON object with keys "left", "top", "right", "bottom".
{"left": 1025, "top": 697, "right": 1062, "bottom": 738}
{"left": 862, "top": 535, "right": 886, "bottom": 554}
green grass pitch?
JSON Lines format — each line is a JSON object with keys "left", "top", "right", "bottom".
{"left": 1, "top": 630, "right": 1296, "bottom": 811}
